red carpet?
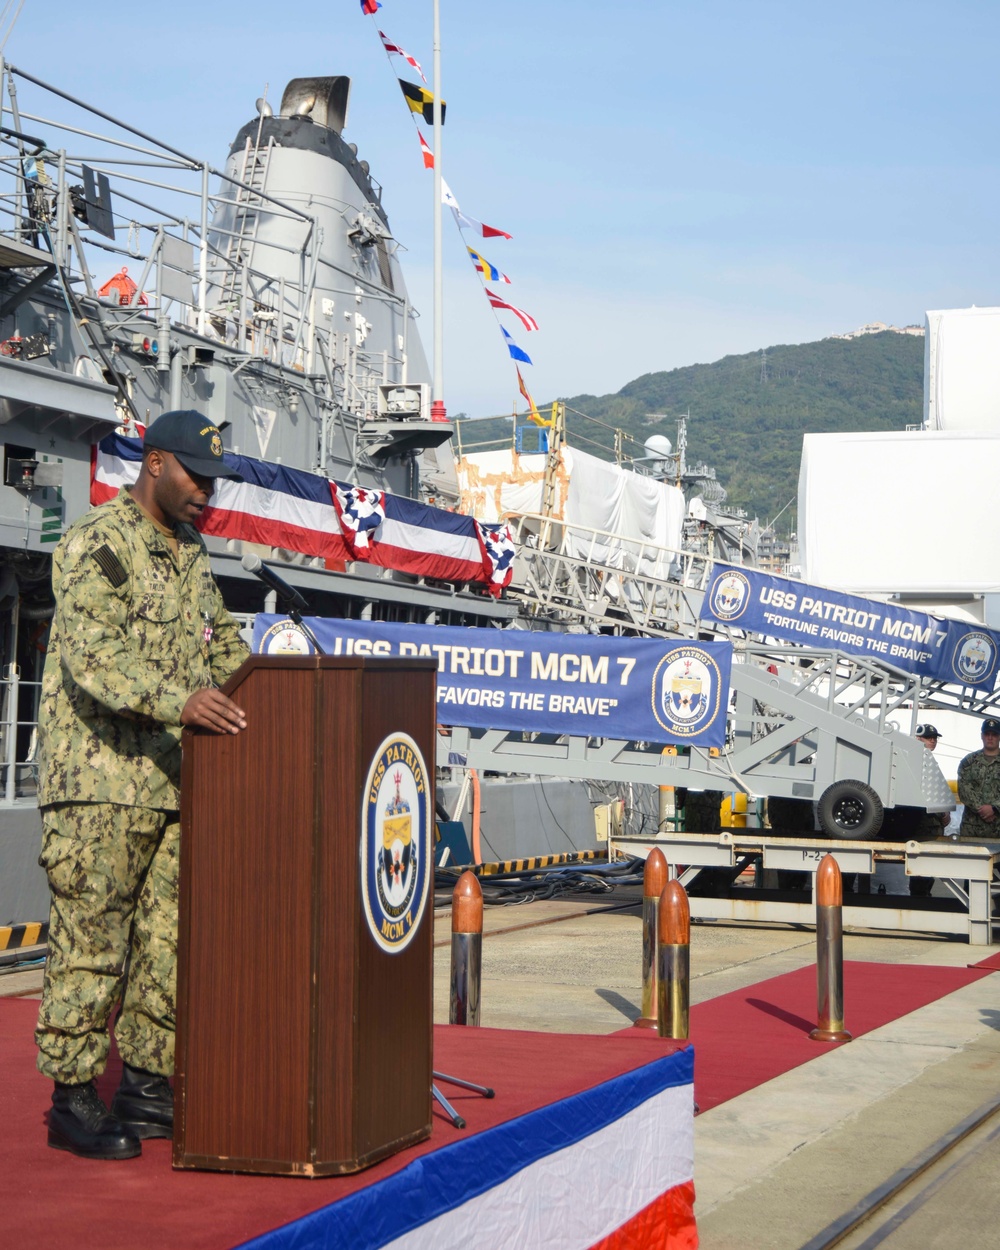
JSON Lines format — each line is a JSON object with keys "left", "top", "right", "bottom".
{"left": 0, "top": 959, "right": 986, "bottom": 1249}
{"left": 969, "top": 951, "right": 1000, "bottom": 970}
{"left": 0, "top": 999, "right": 679, "bottom": 1250}
{"left": 684, "top": 960, "right": 990, "bottom": 1111}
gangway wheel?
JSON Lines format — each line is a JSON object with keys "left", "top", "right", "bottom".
{"left": 818, "top": 780, "right": 883, "bottom": 840}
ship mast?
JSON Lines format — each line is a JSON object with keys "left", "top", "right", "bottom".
{"left": 430, "top": 0, "right": 445, "bottom": 420}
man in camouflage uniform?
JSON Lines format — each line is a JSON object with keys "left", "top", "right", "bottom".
{"left": 957, "top": 718, "right": 1000, "bottom": 840}
{"left": 35, "top": 410, "right": 249, "bottom": 1160}
{"left": 906, "top": 723, "right": 951, "bottom": 897}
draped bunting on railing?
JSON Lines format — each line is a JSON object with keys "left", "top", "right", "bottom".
{"left": 91, "top": 433, "right": 514, "bottom": 596}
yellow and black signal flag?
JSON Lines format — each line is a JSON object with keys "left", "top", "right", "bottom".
{"left": 399, "top": 79, "right": 446, "bottom": 125}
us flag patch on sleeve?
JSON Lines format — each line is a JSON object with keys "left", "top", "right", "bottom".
{"left": 92, "top": 543, "right": 127, "bottom": 588}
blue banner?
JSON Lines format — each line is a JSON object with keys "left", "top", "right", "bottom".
{"left": 254, "top": 616, "right": 733, "bottom": 748}
{"left": 701, "top": 563, "right": 1000, "bottom": 692}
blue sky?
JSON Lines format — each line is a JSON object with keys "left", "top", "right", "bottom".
{"left": 5, "top": 1, "right": 999, "bottom": 416}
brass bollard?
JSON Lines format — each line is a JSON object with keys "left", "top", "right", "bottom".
{"left": 635, "top": 848, "right": 668, "bottom": 1028}
{"left": 450, "top": 870, "right": 483, "bottom": 1026}
{"left": 657, "top": 879, "right": 690, "bottom": 1040}
{"left": 809, "top": 853, "right": 852, "bottom": 1043}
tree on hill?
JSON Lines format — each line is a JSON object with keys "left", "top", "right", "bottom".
{"left": 458, "top": 332, "right": 924, "bottom": 533}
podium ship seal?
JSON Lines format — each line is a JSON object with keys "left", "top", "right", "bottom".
{"left": 361, "top": 733, "right": 431, "bottom": 953}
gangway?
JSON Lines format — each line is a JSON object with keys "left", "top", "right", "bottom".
{"left": 502, "top": 513, "right": 712, "bottom": 637}
{"left": 501, "top": 515, "right": 1000, "bottom": 725}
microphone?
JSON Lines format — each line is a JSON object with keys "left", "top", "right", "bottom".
{"left": 241, "top": 553, "right": 309, "bottom": 611}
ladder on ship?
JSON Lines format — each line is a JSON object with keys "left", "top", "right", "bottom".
{"left": 215, "top": 134, "right": 274, "bottom": 315}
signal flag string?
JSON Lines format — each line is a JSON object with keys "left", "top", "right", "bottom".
{"left": 362, "top": 2, "right": 544, "bottom": 427}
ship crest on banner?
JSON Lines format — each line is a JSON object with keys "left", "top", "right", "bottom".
{"left": 953, "top": 632, "right": 996, "bottom": 684}
{"left": 710, "top": 570, "right": 751, "bottom": 621}
{"left": 652, "top": 646, "right": 725, "bottom": 738}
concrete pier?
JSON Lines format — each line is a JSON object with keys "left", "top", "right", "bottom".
{"left": 6, "top": 880, "right": 999, "bottom": 1247}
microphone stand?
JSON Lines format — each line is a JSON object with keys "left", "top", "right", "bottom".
{"left": 286, "top": 604, "right": 326, "bottom": 657}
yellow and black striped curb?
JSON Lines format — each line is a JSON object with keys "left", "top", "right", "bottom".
{"left": 0, "top": 922, "right": 48, "bottom": 951}
{"left": 476, "top": 849, "right": 606, "bottom": 877}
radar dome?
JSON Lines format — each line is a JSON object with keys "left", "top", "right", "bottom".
{"left": 644, "top": 434, "right": 673, "bottom": 459}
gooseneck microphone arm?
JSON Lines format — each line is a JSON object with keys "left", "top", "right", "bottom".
{"left": 241, "top": 553, "right": 327, "bottom": 656}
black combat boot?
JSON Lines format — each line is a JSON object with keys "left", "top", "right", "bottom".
{"left": 49, "top": 1081, "right": 142, "bottom": 1159}
{"left": 110, "top": 1062, "right": 174, "bottom": 1139}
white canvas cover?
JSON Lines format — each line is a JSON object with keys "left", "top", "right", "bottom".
{"left": 925, "top": 307, "right": 1000, "bottom": 431}
{"left": 798, "top": 430, "right": 1000, "bottom": 594}
{"left": 455, "top": 449, "right": 554, "bottom": 522}
{"left": 455, "top": 446, "right": 686, "bottom": 563}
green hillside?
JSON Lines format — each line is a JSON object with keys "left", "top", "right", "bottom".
{"left": 459, "top": 331, "right": 925, "bottom": 533}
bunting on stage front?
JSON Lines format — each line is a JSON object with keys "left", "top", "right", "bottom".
{"left": 379, "top": 30, "right": 426, "bottom": 82}
{"left": 487, "top": 289, "right": 538, "bottom": 332}
{"left": 442, "top": 178, "right": 512, "bottom": 240}
{"left": 467, "top": 247, "right": 511, "bottom": 285}
{"left": 502, "top": 326, "right": 532, "bottom": 364}
{"left": 400, "top": 80, "right": 445, "bottom": 125}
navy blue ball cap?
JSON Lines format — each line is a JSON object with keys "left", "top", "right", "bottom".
{"left": 143, "top": 409, "right": 242, "bottom": 480}
{"left": 982, "top": 718, "right": 1000, "bottom": 735}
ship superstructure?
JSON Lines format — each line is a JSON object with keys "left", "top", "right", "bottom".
{"left": 0, "top": 62, "right": 517, "bottom": 842}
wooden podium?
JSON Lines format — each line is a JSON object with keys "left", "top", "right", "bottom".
{"left": 173, "top": 655, "right": 437, "bottom": 1177}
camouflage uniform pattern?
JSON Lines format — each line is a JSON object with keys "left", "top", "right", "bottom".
{"left": 35, "top": 487, "right": 248, "bottom": 1081}
{"left": 36, "top": 804, "right": 180, "bottom": 1081}
{"left": 957, "top": 749, "right": 1000, "bottom": 840}
{"left": 36, "top": 486, "right": 247, "bottom": 810}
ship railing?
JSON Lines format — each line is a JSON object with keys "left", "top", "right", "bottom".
{"left": 730, "top": 640, "right": 923, "bottom": 736}
{"left": 0, "top": 667, "right": 40, "bottom": 805}
{"left": 0, "top": 62, "right": 420, "bottom": 432}
{"left": 0, "top": 65, "right": 323, "bottom": 372}
{"left": 501, "top": 512, "right": 712, "bottom": 636}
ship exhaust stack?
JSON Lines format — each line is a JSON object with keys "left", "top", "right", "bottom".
{"left": 278, "top": 77, "right": 350, "bottom": 132}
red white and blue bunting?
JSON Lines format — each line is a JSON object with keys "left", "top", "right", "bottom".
{"left": 91, "top": 433, "right": 513, "bottom": 595}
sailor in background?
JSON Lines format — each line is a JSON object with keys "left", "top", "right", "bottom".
{"left": 34, "top": 411, "right": 249, "bottom": 1160}
{"left": 957, "top": 718, "right": 1000, "bottom": 841}
{"left": 906, "top": 724, "right": 951, "bottom": 897}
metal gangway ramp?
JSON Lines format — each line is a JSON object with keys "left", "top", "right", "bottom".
{"left": 439, "top": 518, "right": 1000, "bottom": 942}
